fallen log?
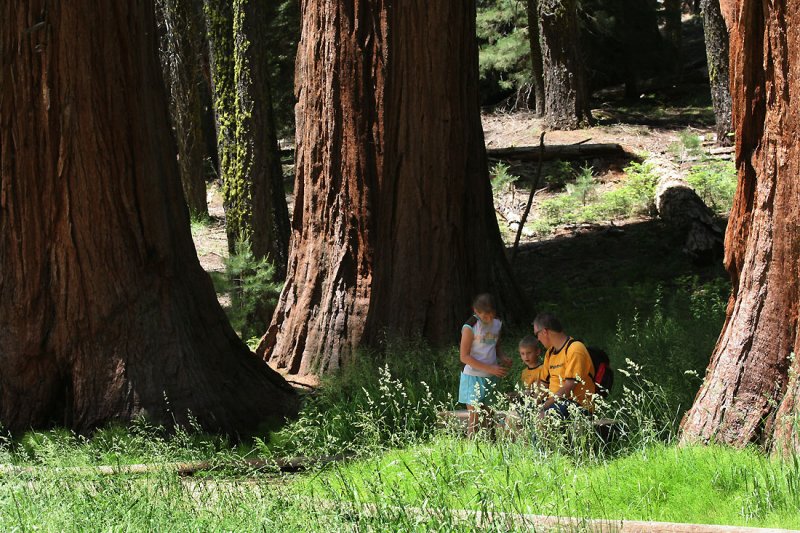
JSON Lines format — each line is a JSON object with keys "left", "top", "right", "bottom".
{"left": 0, "top": 454, "right": 352, "bottom": 477}
{"left": 487, "top": 142, "right": 630, "bottom": 162}
{"left": 650, "top": 156, "right": 724, "bottom": 261}
{"left": 281, "top": 142, "right": 632, "bottom": 164}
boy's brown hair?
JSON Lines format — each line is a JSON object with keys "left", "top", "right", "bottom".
{"left": 519, "top": 335, "right": 539, "bottom": 349}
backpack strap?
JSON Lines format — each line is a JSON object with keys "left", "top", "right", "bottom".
{"left": 565, "top": 338, "right": 596, "bottom": 380}
{"left": 594, "top": 362, "right": 606, "bottom": 384}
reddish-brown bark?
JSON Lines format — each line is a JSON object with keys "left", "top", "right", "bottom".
{"left": 256, "top": 1, "right": 384, "bottom": 376}
{"left": 258, "top": 1, "right": 525, "bottom": 375}
{"left": 0, "top": 0, "right": 297, "bottom": 433}
{"left": 681, "top": 0, "right": 800, "bottom": 452}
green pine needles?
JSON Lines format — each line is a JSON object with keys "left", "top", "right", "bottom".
{"left": 212, "top": 240, "right": 283, "bottom": 343}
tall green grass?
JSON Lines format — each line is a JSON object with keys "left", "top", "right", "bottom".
{"left": 4, "top": 275, "right": 798, "bottom": 530}
{"left": 302, "top": 440, "right": 800, "bottom": 529}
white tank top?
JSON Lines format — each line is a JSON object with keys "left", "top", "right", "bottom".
{"left": 462, "top": 316, "right": 502, "bottom": 377}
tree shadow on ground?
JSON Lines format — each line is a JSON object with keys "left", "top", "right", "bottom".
{"left": 511, "top": 216, "right": 728, "bottom": 311}
{"left": 592, "top": 81, "right": 716, "bottom": 131}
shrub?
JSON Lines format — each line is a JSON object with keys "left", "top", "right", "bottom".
{"left": 588, "top": 188, "right": 633, "bottom": 219}
{"left": 687, "top": 160, "right": 737, "bottom": 214}
{"left": 490, "top": 161, "right": 519, "bottom": 198}
{"left": 669, "top": 129, "right": 704, "bottom": 162}
{"left": 539, "top": 194, "right": 582, "bottom": 225}
{"left": 567, "top": 165, "right": 598, "bottom": 206}
{"left": 212, "top": 241, "right": 283, "bottom": 341}
{"left": 545, "top": 160, "right": 576, "bottom": 190}
{"left": 620, "top": 161, "right": 659, "bottom": 215}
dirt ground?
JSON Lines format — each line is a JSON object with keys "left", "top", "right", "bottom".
{"left": 191, "top": 186, "right": 228, "bottom": 275}
{"left": 481, "top": 105, "right": 725, "bottom": 305}
{"left": 192, "top": 103, "right": 726, "bottom": 346}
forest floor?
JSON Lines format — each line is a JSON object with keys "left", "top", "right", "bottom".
{"left": 192, "top": 83, "right": 729, "bottom": 316}
{"left": 481, "top": 89, "right": 729, "bottom": 308}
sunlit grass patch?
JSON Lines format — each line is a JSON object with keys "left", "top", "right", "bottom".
{"left": 304, "top": 440, "right": 800, "bottom": 529}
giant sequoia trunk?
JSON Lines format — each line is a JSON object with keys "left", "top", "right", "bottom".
{"left": 526, "top": 0, "right": 546, "bottom": 116}
{"left": 156, "top": 0, "right": 209, "bottom": 218}
{"left": 204, "top": 0, "right": 290, "bottom": 269}
{"left": 538, "top": 0, "right": 591, "bottom": 129}
{"left": 681, "top": 0, "right": 800, "bottom": 453}
{"left": 0, "top": 0, "right": 297, "bottom": 433}
{"left": 258, "top": 0, "right": 525, "bottom": 375}
{"left": 701, "top": 0, "right": 733, "bottom": 146}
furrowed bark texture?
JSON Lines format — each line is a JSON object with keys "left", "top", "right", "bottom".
{"left": 526, "top": 0, "right": 546, "bottom": 117}
{"left": 367, "top": 1, "right": 523, "bottom": 347}
{"left": 0, "top": 0, "right": 297, "bottom": 433}
{"left": 258, "top": 1, "right": 383, "bottom": 375}
{"left": 232, "top": 0, "right": 290, "bottom": 269}
{"left": 538, "top": 0, "right": 591, "bottom": 129}
{"left": 259, "top": 0, "right": 525, "bottom": 375}
{"left": 205, "top": 0, "right": 289, "bottom": 267}
{"left": 681, "top": 0, "right": 800, "bottom": 453}
{"left": 701, "top": 0, "right": 733, "bottom": 146}
{"left": 156, "top": 0, "right": 209, "bottom": 217}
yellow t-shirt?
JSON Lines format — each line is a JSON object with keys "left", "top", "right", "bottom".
{"left": 520, "top": 364, "right": 548, "bottom": 388}
{"left": 543, "top": 338, "right": 596, "bottom": 410}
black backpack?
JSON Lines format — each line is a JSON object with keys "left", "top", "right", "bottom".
{"left": 566, "top": 339, "right": 614, "bottom": 399}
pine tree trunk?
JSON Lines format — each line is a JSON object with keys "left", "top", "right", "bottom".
{"left": 156, "top": 0, "right": 209, "bottom": 218}
{"left": 680, "top": 0, "right": 800, "bottom": 453}
{"left": 526, "top": 0, "right": 546, "bottom": 117}
{"left": 663, "top": 0, "right": 683, "bottom": 65}
{"left": 204, "top": 0, "right": 289, "bottom": 270}
{"left": 258, "top": 0, "right": 526, "bottom": 376}
{"left": 0, "top": 0, "right": 297, "bottom": 434}
{"left": 701, "top": 0, "right": 733, "bottom": 146}
{"left": 538, "top": 0, "right": 592, "bottom": 129}
{"left": 232, "top": 0, "right": 291, "bottom": 269}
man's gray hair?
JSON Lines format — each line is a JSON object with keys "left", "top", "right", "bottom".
{"left": 533, "top": 312, "right": 563, "bottom": 333}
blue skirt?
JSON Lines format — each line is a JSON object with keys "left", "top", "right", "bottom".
{"left": 458, "top": 373, "right": 499, "bottom": 406}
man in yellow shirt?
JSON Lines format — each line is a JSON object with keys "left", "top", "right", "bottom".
{"left": 533, "top": 313, "right": 595, "bottom": 418}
